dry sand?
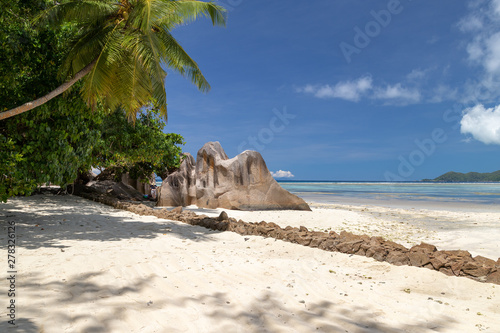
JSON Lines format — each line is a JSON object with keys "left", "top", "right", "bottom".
{"left": 1, "top": 194, "right": 499, "bottom": 332}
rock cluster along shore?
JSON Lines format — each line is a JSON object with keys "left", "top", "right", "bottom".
{"left": 78, "top": 192, "right": 500, "bottom": 285}
{"left": 157, "top": 142, "right": 311, "bottom": 211}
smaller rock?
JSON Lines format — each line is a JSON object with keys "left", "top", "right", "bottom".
{"left": 439, "top": 267, "right": 454, "bottom": 276}
{"left": 310, "top": 237, "right": 327, "bottom": 248}
{"left": 171, "top": 206, "right": 183, "bottom": 214}
{"left": 451, "top": 261, "right": 465, "bottom": 276}
{"left": 296, "top": 235, "right": 313, "bottom": 246}
{"left": 472, "top": 255, "right": 497, "bottom": 267}
{"left": 319, "top": 238, "right": 336, "bottom": 251}
{"left": 463, "top": 265, "right": 491, "bottom": 278}
{"left": 386, "top": 252, "right": 409, "bottom": 266}
{"left": 429, "top": 258, "right": 446, "bottom": 270}
{"left": 337, "top": 240, "right": 364, "bottom": 254}
{"left": 299, "top": 226, "right": 309, "bottom": 233}
{"left": 383, "top": 240, "right": 408, "bottom": 252}
{"left": 369, "top": 236, "right": 384, "bottom": 247}
{"left": 409, "top": 252, "right": 431, "bottom": 267}
{"left": 368, "top": 247, "right": 387, "bottom": 261}
{"left": 329, "top": 231, "right": 339, "bottom": 238}
{"left": 218, "top": 211, "right": 229, "bottom": 221}
{"left": 447, "top": 250, "right": 472, "bottom": 258}
{"left": 486, "top": 271, "right": 500, "bottom": 284}
{"left": 410, "top": 242, "right": 437, "bottom": 253}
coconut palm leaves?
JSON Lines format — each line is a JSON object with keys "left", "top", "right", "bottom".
{"left": 0, "top": 0, "right": 226, "bottom": 121}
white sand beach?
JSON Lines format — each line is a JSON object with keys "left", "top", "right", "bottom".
{"left": 1, "top": 194, "right": 499, "bottom": 332}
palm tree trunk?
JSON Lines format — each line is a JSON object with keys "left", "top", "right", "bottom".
{"left": 0, "top": 59, "right": 97, "bottom": 121}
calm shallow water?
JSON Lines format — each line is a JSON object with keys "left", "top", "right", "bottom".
{"left": 155, "top": 177, "right": 500, "bottom": 210}
{"left": 278, "top": 182, "right": 500, "bottom": 211}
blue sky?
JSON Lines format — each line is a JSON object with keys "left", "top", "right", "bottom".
{"left": 162, "top": 0, "right": 500, "bottom": 181}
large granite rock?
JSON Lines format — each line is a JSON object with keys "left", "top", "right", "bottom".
{"left": 158, "top": 153, "right": 197, "bottom": 207}
{"left": 94, "top": 168, "right": 154, "bottom": 196}
{"left": 121, "top": 172, "right": 155, "bottom": 196}
{"left": 84, "top": 180, "right": 147, "bottom": 201}
{"left": 158, "top": 142, "right": 311, "bottom": 211}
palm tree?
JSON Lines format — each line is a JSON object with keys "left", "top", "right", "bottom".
{"left": 0, "top": 0, "right": 226, "bottom": 121}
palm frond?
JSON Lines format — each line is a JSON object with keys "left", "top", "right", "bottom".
{"left": 154, "top": 0, "right": 226, "bottom": 29}
{"left": 81, "top": 20, "right": 127, "bottom": 108}
{"left": 59, "top": 24, "right": 114, "bottom": 78}
{"left": 155, "top": 28, "right": 210, "bottom": 92}
{"left": 31, "top": 0, "right": 226, "bottom": 121}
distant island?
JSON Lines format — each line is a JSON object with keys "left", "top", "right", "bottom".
{"left": 422, "top": 170, "right": 500, "bottom": 182}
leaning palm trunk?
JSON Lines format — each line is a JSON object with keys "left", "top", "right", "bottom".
{"left": 0, "top": 0, "right": 226, "bottom": 122}
{"left": 0, "top": 59, "right": 97, "bottom": 121}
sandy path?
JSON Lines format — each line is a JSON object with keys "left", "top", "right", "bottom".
{"left": 0, "top": 194, "right": 499, "bottom": 332}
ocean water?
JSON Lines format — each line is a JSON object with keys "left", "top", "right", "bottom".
{"left": 278, "top": 181, "right": 500, "bottom": 211}
{"left": 155, "top": 177, "right": 499, "bottom": 210}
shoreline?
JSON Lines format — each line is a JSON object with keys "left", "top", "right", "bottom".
{"left": 298, "top": 193, "right": 500, "bottom": 212}
{"left": 1, "top": 193, "right": 499, "bottom": 332}
{"left": 276, "top": 181, "right": 500, "bottom": 211}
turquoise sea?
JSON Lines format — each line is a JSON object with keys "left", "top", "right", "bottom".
{"left": 278, "top": 181, "right": 500, "bottom": 211}
{"left": 156, "top": 177, "right": 500, "bottom": 210}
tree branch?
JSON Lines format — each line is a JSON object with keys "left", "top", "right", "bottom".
{"left": 0, "top": 58, "right": 97, "bottom": 121}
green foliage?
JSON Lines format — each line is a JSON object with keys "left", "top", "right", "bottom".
{"left": 0, "top": 0, "right": 185, "bottom": 202}
{"left": 0, "top": 0, "right": 65, "bottom": 110}
{"left": 423, "top": 170, "right": 500, "bottom": 182}
{"left": 0, "top": 0, "right": 94, "bottom": 201}
{"left": 0, "top": 97, "right": 184, "bottom": 202}
{"left": 92, "top": 105, "right": 185, "bottom": 182}
{"left": 0, "top": 137, "right": 29, "bottom": 202}
{"left": 0, "top": 93, "right": 104, "bottom": 202}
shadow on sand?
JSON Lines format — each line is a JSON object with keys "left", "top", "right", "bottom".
{"left": 161, "top": 291, "right": 456, "bottom": 333}
{"left": 0, "top": 194, "right": 456, "bottom": 332}
{"left": 0, "top": 194, "right": 221, "bottom": 250}
{"left": 0, "top": 271, "right": 157, "bottom": 333}
{"left": 0, "top": 271, "right": 456, "bottom": 332}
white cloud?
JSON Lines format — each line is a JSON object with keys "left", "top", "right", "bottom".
{"left": 493, "top": 0, "right": 500, "bottom": 15}
{"left": 271, "top": 170, "right": 295, "bottom": 178}
{"left": 483, "top": 32, "right": 500, "bottom": 75}
{"left": 466, "top": 39, "right": 484, "bottom": 62}
{"left": 457, "top": 15, "right": 484, "bottom": 32}
{"left": 373, "top": 84, "right": 421, "bottom": 103}
{"left": 429, "top": 85, "right": 458, "bottom": 103}
{"left": 460, "top": 104, "right": 500, "bottom": 144}
{"left": 457, "top": 1, "right": 500, "bottom": 103}
{"left": 297, "top": 84, "right": 315, "bottom": 94}
{"left": 460, "top": 77, "right": 500, "bottom": 104}
{"left": 297, "top": 76, "right": 372, "bottom": 102}
{"left": 406, "top": 69, "right": 428, "bottom": 81}
{"left": 460, "top": 1, "right": 500, "bottom": 84}
{"left": 298, "top": 73, "right": 432, "bottom": 105}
